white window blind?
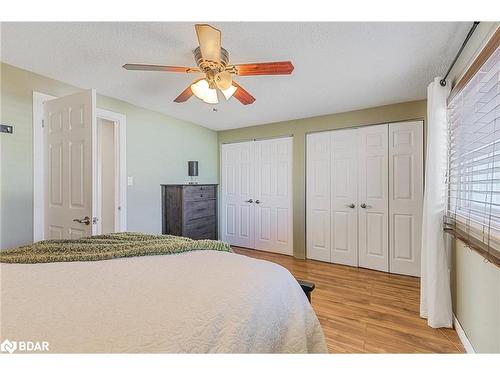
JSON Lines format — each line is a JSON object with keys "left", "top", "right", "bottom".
{"left": 445, "top": 44, "right": 500, "bottom": 265}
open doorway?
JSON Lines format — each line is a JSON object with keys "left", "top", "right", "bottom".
{"left": 94, "top": 109, "right": 127, "bottom": 236}
{"left": 32, "top": 92, "right": 127, "bottom": 241}
{"left": 97, "top": 117, "right": 119, "bottom": 234}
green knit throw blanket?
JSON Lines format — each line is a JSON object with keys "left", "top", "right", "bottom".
{"left": 0, "top": 232, "right": 233, "bottom": 264}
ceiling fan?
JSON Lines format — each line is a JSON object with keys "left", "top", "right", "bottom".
{"left": 122, "top": 24, "right": 294, "bottom": 105}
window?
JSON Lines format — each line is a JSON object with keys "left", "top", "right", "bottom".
{"left": 445, "top": 42, "right": 500, "bottom": 266}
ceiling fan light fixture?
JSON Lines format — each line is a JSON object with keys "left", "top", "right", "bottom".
{"left": 221, "top": 85, "right": 237, "bottom": 100}
{"left": 124, "top": 24, "right": 294, "bottom": 106}
{"left": 191, "top": 79, "right": 219, "bottom": 104}
{"left": 215, "top": 71, "right": 233, "bottom": 91}
{"left": 202, "top": 88, "right": 218, "bottom": 104}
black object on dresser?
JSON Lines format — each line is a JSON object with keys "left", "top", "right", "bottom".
{"left": 161, "top": 184, "right": 218, "bottom": 240}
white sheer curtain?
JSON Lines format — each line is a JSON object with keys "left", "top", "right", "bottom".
{"left": 420, "top": 77, "right": 453, "bottom": 328}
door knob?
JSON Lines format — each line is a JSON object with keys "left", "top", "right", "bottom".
{"left": 346, "top": 203, "right": 355, "bottom": 208}
{"left": 245, "top": 199, "right": 253, "bottom": 203}
{"left": 360, "top": 203, "right": 367, "bottom": 209}
{"left": 255, "top": 200, "right": 261, "bottom": 204}
{"left": 73, "top": 216, "right": 91, "bottom": 225}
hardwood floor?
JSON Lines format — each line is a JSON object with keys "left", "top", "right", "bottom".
{"left": 233, "top": 247, "right": 465, "bottom": 353}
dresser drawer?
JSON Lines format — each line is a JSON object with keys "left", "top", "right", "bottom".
{"left": 184, "top": 217, "right": 216, "bottom": 239}
{"left": 184, "top": 216, "right": 216, "bottom": 232}
{"left": 183, "top": 185, "right": 216, "bottom": 201}
{"left": 183, "top": 199, "right": 216, "bottom": 221}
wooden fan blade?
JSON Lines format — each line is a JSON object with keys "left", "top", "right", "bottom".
{"left": 233, "top": 61, "right": 294, "bottom": 76}
{"left": 232, "top": 81, "right": 256, "bottom": 105}
{"left": 123, "top": 64, "right": 199, "bottom": 73}
{"left": 173, "top": 86, "right": 194, "bottom": 103}
{"left": 174, "top": 78, "right": 205, "bottom": 103}
{"left": 195, "top": 24, "right": 221, "bottom": 63}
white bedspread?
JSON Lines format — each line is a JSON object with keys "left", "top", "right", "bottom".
{"left": 0, "top": 250, "right": 327, "bottom": 353}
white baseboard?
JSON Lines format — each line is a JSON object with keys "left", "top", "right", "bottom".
{"left": 453, "top": 314, "right": 475, "bottom": 353}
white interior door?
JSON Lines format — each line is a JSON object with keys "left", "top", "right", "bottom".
{"left": 221, "top": 141, "right": 255, "bottom": 248}
{"left": 358, "top": 124, "right": 389, "bottom": 272}
{"left": 389, "top": 121, "right": 424, "bottom": 276}
{"left": 254, "top": 137, "right": 293, "bottom": 255}
{"left": 44, "top": 89, "right": 97, "bottom": 240}
{"left": 306, "top": 132, "right": 331, "bottom": 261}
{"left": 331, "top": 129, "right": 359, "bottom": 266}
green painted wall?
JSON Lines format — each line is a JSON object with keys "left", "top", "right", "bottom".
{"left": 452, "top": 240, "right": 500, "bottom": 352}
{"left": 218, "top": 100, "right": 427, "bottom": 259}
{"left": 445, "top": 22, "right": 500, "bottom": 353}
{"left": 0, "top": 63, "right": 218, "bottom": 249}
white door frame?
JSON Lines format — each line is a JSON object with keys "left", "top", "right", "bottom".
{"left": 32, "top": 91, "right": 127, "bottom": 241}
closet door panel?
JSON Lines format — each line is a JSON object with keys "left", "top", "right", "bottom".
{"left": 331, "top": 130, "right": 358, "bottom": 266}
{"left": 306, "top": 132, "right": 331, "bottom": 261}
{"left": 221, "top": 141, "right": 255, "bottom": 248}
{"left": 389, "top": 121, "right": 423, "bottom": 276}
{"left": 254, "top": 137, "right": 293, "bottom": 255}
{"left": 358, "top": 124, "right": 389, "bottom": 272}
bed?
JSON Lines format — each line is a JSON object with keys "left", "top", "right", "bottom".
{"left": 0, "top": 245, "right": 327, "bottom": 353}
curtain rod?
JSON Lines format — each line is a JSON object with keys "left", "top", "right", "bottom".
{"left": 440, "top": 22, "right": 480, "bottom": 87}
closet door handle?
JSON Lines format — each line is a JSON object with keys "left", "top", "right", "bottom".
{"left": 255, "top": 200, "right": 261, "bottom": 204}
{"left": 360, "top": 203, "right": 367, "bottom": 209}
{"left": 346, "top": 203, "right": 355, "bottom": 209}
{"left": 73, "top": 216, "right": 91, "bottom": 225}
{"left": 245, "top": 199, "right": 253, "bottom": 203}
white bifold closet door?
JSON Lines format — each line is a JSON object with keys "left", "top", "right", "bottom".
{"left": 306, "top": 132, "right": 331, "bottom": 262}
{"left": 306, "top": 129, "right": 360, "bottom": 266}
{"left": 358, "top": 124, "right": 389, "bottom": 272}
{"left": 331, "top": 130, "right": 359, "bottom": 266}
{"left": 388, "top": 121, "right": 423, "bottom": 276}
{"left": 221, "top": 137, "right": 293, "bottom": 255}
{"left": 306, "top": 121, "right": 423, "bottom": 276}
{"left": 220, "top": 141, "right": 255, "bottom": 248}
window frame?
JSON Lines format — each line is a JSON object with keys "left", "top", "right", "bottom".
{"left": 445, "top": 28, "right": 500, "bottom": 267}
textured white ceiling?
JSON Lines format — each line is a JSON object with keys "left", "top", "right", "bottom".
{"left": 1, "top": 22, "right": 470, "bottom": 130}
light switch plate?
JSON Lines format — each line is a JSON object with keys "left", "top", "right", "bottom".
{"left": 127, "top": 176, "right": 134, "bottom": 186}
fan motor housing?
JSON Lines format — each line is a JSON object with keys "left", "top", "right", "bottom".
{"left": 194, "top": 46, "right": 230, "bottom": 73}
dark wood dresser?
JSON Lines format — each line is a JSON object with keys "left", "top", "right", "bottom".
{"left": 161, "top": 184, "right": 218, "bottom": 240}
